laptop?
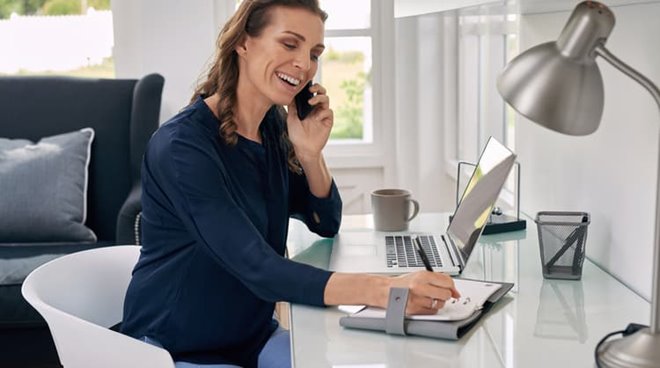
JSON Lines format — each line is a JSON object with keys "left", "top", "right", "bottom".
{"left": 329, "top": 137, "right": 517, "bottom": 275}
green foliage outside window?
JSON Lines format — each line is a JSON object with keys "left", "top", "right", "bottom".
{"left": 0, "top": 0, "right": 109, "bottom": 19}
{"left": 324, "top": 49, "right": 364, "bottom": 64}
{"left": 0, "top": 0, "right": 45, "bottom": 19}
{"left": 43, "top": 0, "right": 79, "bottom": 15}
{"left": 324, "top": 46, "right": 370, "bottom": 141}
{"left": 332, "top": 71, "right": 367, "bottom": 139}
{"left": 1, "top": 56, "right": 115, "bottom": 78}
{"left": 88, "top": 0, "right": 109, "bottom": 10}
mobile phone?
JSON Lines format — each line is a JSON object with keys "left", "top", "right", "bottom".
{"left": 295, "top": 81, "right": 314, "bottom": 120}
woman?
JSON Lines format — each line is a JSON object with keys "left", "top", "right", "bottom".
{"left": 121, "top": 1, "right": 460, "bottom": 367}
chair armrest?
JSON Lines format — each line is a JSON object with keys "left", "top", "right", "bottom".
{"left": 115, "top": 185, "right": 142, "bottom": 245}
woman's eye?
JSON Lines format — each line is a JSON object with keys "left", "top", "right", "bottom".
{"left": 283, "top": 43, "right": 296, "bottom": 49}
{"left": 311, "top": 54, "right": 320, "bottom": 62}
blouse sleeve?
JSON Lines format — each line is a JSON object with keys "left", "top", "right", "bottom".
{"left": 150, "top": 126, "right": 331, "bottom": 306}
{"left": 288, "top": 171, "right": 342, "bottom": 238}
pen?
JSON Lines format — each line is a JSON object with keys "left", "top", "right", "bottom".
{"left": 413, "top": 236, "right": 434, "bottom": 272}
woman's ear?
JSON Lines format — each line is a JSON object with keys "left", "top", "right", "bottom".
{"left": 235, "top": 37, "right": 248, "bottom": 57}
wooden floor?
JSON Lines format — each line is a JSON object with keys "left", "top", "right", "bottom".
{"left": 275, "top": 302, "right": 290, "bottom": 330}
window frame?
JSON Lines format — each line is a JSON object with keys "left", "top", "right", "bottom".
{"left": 322, "top": 0, "right": 396, "bottom": 174}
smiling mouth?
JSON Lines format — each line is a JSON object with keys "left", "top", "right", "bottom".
{"left": 276, "top": 72, "right": 301, "bottom": 87}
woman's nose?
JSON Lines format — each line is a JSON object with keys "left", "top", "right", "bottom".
{"left": 292, "top": 51, "right": 311, "bottom": 71}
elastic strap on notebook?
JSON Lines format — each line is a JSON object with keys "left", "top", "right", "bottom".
{"left": 385, "top": 288, "right": 409, "bottom": 335}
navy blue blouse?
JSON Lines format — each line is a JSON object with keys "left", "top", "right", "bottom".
{"left": 121, "top": 97, "right": 342, "bottom": 367}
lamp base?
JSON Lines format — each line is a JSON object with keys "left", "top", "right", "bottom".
{"left": 448, "top": 214, "right": 527, "bottom": 235}
{"left": 597, "top": 328, "right": 660, "bottom": 367}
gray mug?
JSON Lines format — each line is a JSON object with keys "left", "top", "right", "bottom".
{"left": 371, "top": 189, "right": 420, "bottom": 231}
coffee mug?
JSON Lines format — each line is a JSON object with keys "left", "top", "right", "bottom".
{"left": 371, "top": 189, "right": 420, "bottom": 231}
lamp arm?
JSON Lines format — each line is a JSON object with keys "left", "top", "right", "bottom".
{"left": 595, "top": 43, "right": 660, "bottom": 334}
{"left": 595, "top": 44, "right": 660, "bottom": 107}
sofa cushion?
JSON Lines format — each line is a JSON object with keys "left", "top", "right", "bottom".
{"left": 0, "top": 254, "right": 66, "bottom": 286}
{"left": 0, "top": 241, "right": 113, "bottom": 287}
{"left": 0, "top": 128, "right": 96, "bottom": 243}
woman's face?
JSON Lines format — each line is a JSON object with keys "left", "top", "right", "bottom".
{"left": 237, "top": 6, "right": 325, "bottom": 106}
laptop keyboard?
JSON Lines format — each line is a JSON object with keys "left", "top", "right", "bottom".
{"left": 385, "top": 235, "right": 443, "bottom": 268}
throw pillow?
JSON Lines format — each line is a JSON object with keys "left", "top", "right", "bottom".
{"left": 0, "top": 128, "right": 97, "bottom": 242}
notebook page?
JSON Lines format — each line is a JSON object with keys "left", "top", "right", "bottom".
{"left": 349, "top": 279, "right": 502, "bottom": 322}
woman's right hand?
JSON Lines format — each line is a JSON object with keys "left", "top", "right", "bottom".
{"left": 388, "top": 271, "right": 461, "bottom": 315}
{"left": 286, "top": 83, "right": 333, "bottom": 164}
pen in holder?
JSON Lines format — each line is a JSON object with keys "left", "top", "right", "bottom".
{"left": 451, "top": 161, "right": 527, "bottom": 234}
{"left": 535, "top": 212, "right": 590, "bottom": 280}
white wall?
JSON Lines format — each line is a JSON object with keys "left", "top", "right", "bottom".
{"left": 110, "top": 0, "right": 234, "bottom": 122}
{"left": 517, "top": 2, "right": 660, "bottom": 299}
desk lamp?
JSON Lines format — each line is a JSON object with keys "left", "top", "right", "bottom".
{"left": 497, "top": 1, "right": 660, "bottom": 367}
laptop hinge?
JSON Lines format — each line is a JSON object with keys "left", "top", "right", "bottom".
{"left": 442, "top": 234, "right": 465, "bottom": 269}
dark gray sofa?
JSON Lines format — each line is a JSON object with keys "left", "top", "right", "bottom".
{"left": 0, "top": 74, "right": 164, "bottom": 367}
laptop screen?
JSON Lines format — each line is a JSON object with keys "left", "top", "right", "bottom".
{"left": 447, "top": 137, "right": 516, "bottom": 264}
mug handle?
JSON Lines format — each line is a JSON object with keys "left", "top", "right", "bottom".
{"left": 406, "top": 199, "right": 420, "bottom": 222}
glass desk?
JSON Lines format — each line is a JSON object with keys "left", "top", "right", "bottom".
{"left": 286, "top": 213, "right": 649, "bottom": 367}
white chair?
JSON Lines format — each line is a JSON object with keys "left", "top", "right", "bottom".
{"left": 21, "top": 245, "right": 174, "bottom": 368}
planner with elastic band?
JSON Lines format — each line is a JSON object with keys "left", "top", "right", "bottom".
{"left": 339, "top": 279, "right": 514, "bottom": 340}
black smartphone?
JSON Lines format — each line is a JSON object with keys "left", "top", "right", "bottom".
{"left": 295, "top": 81, "right": 314, "bottom": 120}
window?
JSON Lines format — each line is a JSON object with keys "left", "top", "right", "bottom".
{"left": 456, "top": 12, "right": 518, "bottom": 162}
{"left": 318, "top": 0, "right": 373, "bottom": 143}
{"left": 0, "top": 0, "right": 114, "bottom": 78}
{"left": 320, "top": 35, "right": 372, "bottom": 141}
{"left": 319, "top": 0, "right": 394, "bottom": 170}
{"left": 445, "top": 8, "right": 519, "bottom": 206}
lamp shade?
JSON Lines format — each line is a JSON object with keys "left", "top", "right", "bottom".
{"left": 497, "top": 1, "right": 616, "bottom": 136}
{"left": 497, "top": 42, "right": 603, "bottom": 135}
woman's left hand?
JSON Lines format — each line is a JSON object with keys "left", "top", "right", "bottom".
{"left": 286, "top": 83, "right": 333, "bottom": 164}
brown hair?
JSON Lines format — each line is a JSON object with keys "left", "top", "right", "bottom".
{"left": 191, "top": 0, "right": 327, "bottom": 173}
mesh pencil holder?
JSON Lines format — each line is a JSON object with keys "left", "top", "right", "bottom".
{"left": 535, "top": 212, "right": 590, "bottom": 280}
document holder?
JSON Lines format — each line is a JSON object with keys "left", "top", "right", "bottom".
{"left": 339, "top": 281, "right": 514, "bottom": 340}
{"left": 454, "top": 161, "right": 526, "bottom": 234}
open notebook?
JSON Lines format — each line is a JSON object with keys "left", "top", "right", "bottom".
{"left": 339, "top": 279, "right": 513, "bottom": 340}
{"left": 347, "top": 279, "right": 502, "bottom": 321}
